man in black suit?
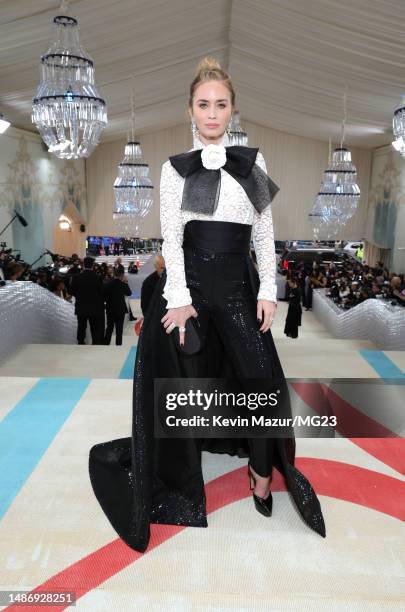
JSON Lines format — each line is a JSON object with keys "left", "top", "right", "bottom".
{"left": 103, "top": 264, "right": 132, "bottom": 345}
{"left": 140, "top": 254, "right": 165, "bottom": 316}
{"left": 70, "top": 256, "right": 104, "bottom": 345}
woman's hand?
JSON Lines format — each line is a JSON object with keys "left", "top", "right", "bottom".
{"left": 161, "top": 304, "right": 198, "bottom": 346}
{"left": 257, "top": 299, "right": 277, "bottom": 332}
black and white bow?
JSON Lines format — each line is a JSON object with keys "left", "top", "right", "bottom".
{"left": 168, "top": 146, "right": 280, "bottom": 216}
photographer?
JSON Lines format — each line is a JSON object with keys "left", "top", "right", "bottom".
{"left": 323, "top": 254, "right": 405, "bottom": 310}
{"left": 6, "top": 262, "right": 25, "bottom": 281}
{"left": 390, "top": 276, "right": 405, "bottom": 306}
{"left": 48, "top": 276, "right": 72, "bottom": 302}
{"left": 0, "top": 244, "right": 23, "bottom": 282}
{"left": 70, "top": 256, "right": 104, "bottom": 345}
{"left": 103, "top": 264, "right": 132, "bottom": 345}
{"left": 128, "top": 261, "right": 139, "bottom": 275}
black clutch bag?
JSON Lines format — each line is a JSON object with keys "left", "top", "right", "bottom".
{"left": 172, "top": 316, "right": 202, "bottom": 355}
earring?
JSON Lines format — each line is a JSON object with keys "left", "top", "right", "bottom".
{"left": 225, "top": 115, "right": 233, "bottom": 136}
{"left": 191, "top": 117, "right": 199, "bottom": 135}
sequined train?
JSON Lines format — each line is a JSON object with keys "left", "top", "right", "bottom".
{"left": 88, "top": 219, "right": 326, "bottom": 552}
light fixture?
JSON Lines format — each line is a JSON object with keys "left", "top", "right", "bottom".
{"left": 392, "top": 137, "right": 405, "bottom": 153}
{"left": 227, "top": 110, "right": 248, "bottom": 145}
{"left": 32, "top": 0, "right": 107, "bottom": 159}
{"left": 0, "top": 112, "right": 11, "bottom": 134}
{"left": 392, "top": 94, "right": 405, "bottom": 158}
{"left": 308, "top": 88, "right": 360, "bottom": 238}
{"left": 113, "top": 81, "right": 153, "bottom": 235}
{"left": 58, "top": 215, "right": 71, "bottom": 231}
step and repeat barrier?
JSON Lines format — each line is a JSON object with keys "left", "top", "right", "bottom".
{"left": 0, "top": 282, "right": 77, "bottom": 364}
{"left": 312, "top": 288, "right": 405, "bottom": 350}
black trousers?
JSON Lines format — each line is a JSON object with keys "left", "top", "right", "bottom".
{"left": 77, "top": 313, "right": 104, "bottom": 345}
{"left": 177, "top": 242, "right": 277, "bottom": 478}
{"left": 104, "top": 311, "right": 125, "bottom": 345}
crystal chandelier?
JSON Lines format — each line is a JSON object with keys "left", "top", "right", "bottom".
{"left": 392, "top": 94, "right": 405, "bottom": 158}
{"left": 112, "top": 207, "right": 143, "bottom": 237}
{"left": 113, "top": 85, "right": 154, "bottom": 235}
{"left": 227, "top": 110, "right": 248, "bottom": 145}
{"left": 308, "top": 199, "right": 331, "bottom": 241}
{"left": 32, "top": 1, "right": 107, "bottom": 159}
{"left": 308, "top": 89, "right": 360, "bottom": 238}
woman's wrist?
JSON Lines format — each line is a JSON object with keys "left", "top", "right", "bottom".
{"left": 164, "top": 295, "right": 192, "bottom": 309}
{"left": 258, "top": 297, "right": 277, "bottom": 306}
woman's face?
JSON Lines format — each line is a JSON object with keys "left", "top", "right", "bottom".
{"left": 189, "top": 80, "right": 233, "bottom": 145}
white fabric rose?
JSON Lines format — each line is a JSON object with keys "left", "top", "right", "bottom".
{"left": 201, "top": 144, "right": 227, "bottom": 170}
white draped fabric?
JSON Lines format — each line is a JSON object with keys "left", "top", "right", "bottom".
{"left": 0, "top": 0, "right": 402, "bottom": 148}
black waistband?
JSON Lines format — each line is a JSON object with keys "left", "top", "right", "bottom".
{"left": 182, "top": 220, "right": 252, "bottom": 254}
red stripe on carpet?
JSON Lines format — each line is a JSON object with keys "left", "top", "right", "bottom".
{"left": 4, "top": 457, "right": 404, "bottom": 611}
{"left": 291, "top": 382, "right": 405, "bottom": 475}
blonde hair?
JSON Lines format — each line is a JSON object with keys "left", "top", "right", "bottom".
{"left": 188, "top": 56, "right": 235, "bottom": 108}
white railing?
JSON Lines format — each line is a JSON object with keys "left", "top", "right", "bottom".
{"left": 312, "top": 288, "right": 405, "bottom": 350}
{"left": 0, "top": 281, "right": 77, "bottom": 364}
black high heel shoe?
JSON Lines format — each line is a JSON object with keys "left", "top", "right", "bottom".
{"left": 248, "top": 461, "right": 273, "bottom": 517}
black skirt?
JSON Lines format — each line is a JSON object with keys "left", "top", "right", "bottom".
{"left": 89, "top": 220, "right": 326, "bottom": 551}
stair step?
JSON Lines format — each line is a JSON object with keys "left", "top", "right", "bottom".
{"left": 0, "top": 336, "right": 378, "bottom": 379}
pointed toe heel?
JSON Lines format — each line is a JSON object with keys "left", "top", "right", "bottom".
{"left": 253, "top": 491, "right": 273, "bottom": 517}
{"left": 248, "top": 461, "right": 273, "bottom": 518}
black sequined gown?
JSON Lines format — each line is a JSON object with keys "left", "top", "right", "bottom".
{"left": 89, "top": 220, "right": 326, "bottom": 552}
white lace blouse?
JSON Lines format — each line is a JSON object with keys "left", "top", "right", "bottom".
{"left": 160, "top": 131, "right": 278, "bottom": 309}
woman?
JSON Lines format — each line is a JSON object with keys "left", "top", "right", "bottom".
{"left": 284, "top": 277, "right": 302, "bottom": 339}
{"left": 89, "top": 56, "right": 325, "bottom": 552}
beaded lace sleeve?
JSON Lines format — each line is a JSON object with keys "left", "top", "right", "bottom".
{"left": 252, "top": 151, "right": 278, "bottom": 303}
{"left": 159, "top": 160, "right": 192, "bottom": 309}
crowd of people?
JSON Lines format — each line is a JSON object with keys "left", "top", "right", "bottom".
{"left": 0, "top": 246, "right": 141, "bottom": 345}
{"left": 280, "top": 249, "right": 405, "bottom": 340}
{"left": 86, "top": 236, "right": 161, "bottom": 257}
{"left": 3, "top": 241, "right": 404, "bottom": 346}
{"left": 284, "top": 254, "right": 405, "bottom": 314}
{"left": 0, "top": 250, "right": 140, "bottom": 297}
{"left": 87, "top": 237, "right": 137, "bottom": 257}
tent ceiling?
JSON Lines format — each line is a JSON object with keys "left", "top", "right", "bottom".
{"left": 0, "top": 0, "right": 404, "bottom": 148}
